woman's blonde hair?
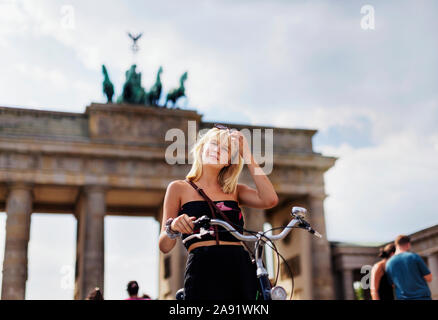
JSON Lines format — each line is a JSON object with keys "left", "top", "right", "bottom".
{"left": 186, "top": 127, "right": 244, "bottom": 194}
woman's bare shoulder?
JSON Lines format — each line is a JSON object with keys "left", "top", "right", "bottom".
{"left": 164, "top": 180, "right": 188, "bottom": 210}
{"left": 167, "top": 179, "right": 187, "bottom": 192}
{"left": 235, "top": 183, "right": 252, "bottom": 204}
{"left": 372, "top": 260, "right": 386, "bottom": 271}
{"left": 236, "top": 183, "right": 256, "bottom": 196}
{"left": 171, "top": 179, "right": 187, "bottom": 186}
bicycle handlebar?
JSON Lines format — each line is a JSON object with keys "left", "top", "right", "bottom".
{"left": 182, "top": 207, "right": 322, "bottom": 244}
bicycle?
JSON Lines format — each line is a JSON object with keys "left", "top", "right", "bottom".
{"left": 175, "top": 206, "right": 322, "bottom": 300}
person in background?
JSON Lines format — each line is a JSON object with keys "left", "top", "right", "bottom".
{"left": 85, "top": 287, "right": 104, "bottom": 300}
{"left": 385, "top": 235, "right": 433, "bottom": 300}
{"left": 371, "top": 243, "right": 395, "bottom": 300}
{"left": 125, "top": 280, "right": 147, "bottom": 300}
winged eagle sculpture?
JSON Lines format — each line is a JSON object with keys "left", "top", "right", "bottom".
{"left": 127, "top": 32, "right": 143, "bottom": 53}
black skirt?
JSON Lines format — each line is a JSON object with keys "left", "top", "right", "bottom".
{"left": 183, "top": 245, "right": 259, "bottom": 300}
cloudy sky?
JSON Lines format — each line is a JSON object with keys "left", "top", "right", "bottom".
{"left": 0, "top": 0, "right": 437, "bottom": 299}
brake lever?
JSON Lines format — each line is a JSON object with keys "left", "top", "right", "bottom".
{"left": 198, "top": 227, "right": 213, "bottom": 237}
{"left": 297, "top": 220, "right": 323, "bottom": 239}
{"left": 193, "top": 215, "right": 211, "bottom": 229}
{"left": 181, "top": 227, "right": 215, "bottom": 244}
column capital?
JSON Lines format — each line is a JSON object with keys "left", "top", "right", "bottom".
{"left": 308, "top": 192, "right": 328, "bottom": 201}
{"left": 417, "top": 248, "right": 438, "bottom": 257}
{"left": 6, "top": 182, "right": 34, "bottom": 190}
{"left": 427, "top": 250, "right": 438, "bottom": 257}
{"left": 5, "top": 182, "right": 35, "bottom": 200}
{"left": 339, "top": 266, "right": 356, "bottom": 272}
{"left": 82, "top": 184, "right": 108, "bottom": 194}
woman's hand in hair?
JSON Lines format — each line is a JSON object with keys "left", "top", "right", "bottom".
{"left": 171, "top": 214, "right": 196, "bottom": 234}
{"left": 230, "top": 130, "right": 252, "bottom": 163}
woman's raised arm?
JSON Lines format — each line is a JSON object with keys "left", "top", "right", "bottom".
{"left": 232, "top": 131, "right": 278, "bottom": 209}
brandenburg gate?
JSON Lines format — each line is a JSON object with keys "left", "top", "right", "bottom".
{"left": 0, "top": 103, "right": 336, "bottom": 299}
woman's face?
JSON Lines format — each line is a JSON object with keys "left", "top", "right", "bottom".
{"left": 201, "top": 136, "right": 231, "bottom": 167}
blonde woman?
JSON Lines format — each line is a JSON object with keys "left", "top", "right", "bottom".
{"left": 159, "top": 124, "right": 279, "bottom": 300}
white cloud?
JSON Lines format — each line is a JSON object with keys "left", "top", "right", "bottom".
{"left": 432, "top": 134, "right": 438, "bottom": 152}
{"left": 321, "top": 131, "right": 438, "bottom": 242}
{"left": 14, "top": 63, "right": 68, "bottom": 89}
{"left": 252, "top": 104, "right": 375, "bottom": 133}
{"left": 0, "top": 1, "right": 29, "bottom": 38}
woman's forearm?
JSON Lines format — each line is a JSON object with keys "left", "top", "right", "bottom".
{"left": 246, "top": 154, "right": 278, "bottom": 206}
{"left": 159, "top": 232, "right": 177, "bottom": 253}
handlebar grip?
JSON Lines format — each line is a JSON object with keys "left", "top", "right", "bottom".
{"left": 308, "top": 228, "right": 323, "bottom": 238}
{"left": 298, "top": 221, "right": 323, "bottom": 238}
{"left": 193, "top": 215, "right": 211, "bottom": 229}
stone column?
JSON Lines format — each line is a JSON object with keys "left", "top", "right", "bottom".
{"left": 242, "top": 207, "right": 266, "bottom": 256}
{"left": 74, "top": 185, "right": 106, "bottom": 299}
{"left": 242, "top": 207, "right": 266, "bottom": 231}
{"left": 1, "top": 183, "right": 33, "bottom": 300}
{"left": 342, "top": 268, "right": 355, "bottom": 300}
{"left": 171, "top": 240, "right": 187, "bottom": 298}
{"left": 308, "top": 193, "right": 335, "bottom": 299}
{"left": 428, "top": 253, "right": 438, "bottom": 300}
{"left": 301, "top": 231, "right": 314, "bottom": 299}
